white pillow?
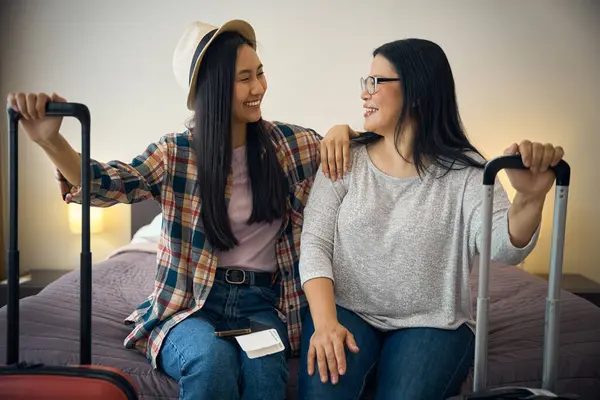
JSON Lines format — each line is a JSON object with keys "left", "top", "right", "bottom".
{"left": 131, "top": 213, "right": 163, "bottom": 244}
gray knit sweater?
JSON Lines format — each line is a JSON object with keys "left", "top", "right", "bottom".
{"left": 299, "top": 144, "right": 539, "bottom": 331}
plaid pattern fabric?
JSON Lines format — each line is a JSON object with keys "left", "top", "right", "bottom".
{"left": 59, "top": 120, "right": 321, "bottom": 368}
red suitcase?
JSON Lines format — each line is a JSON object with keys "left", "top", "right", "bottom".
{"left": 0, "top": 102, "right": 138, "bottom": 399}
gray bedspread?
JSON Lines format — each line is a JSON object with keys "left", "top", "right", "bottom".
{"left": 1, "top": 250, "right": 599, "bottom": 399}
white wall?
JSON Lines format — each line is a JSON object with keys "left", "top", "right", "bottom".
{"left": 1, "top": 0, "right": 599, "bottom": 281}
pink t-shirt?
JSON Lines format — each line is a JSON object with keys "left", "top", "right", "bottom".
{"left": 215, "top": 145, "right": 282, "bottom": 273}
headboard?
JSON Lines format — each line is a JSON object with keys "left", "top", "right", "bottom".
{"left": 130, "top": 201, "right": 162, "bottom": 239}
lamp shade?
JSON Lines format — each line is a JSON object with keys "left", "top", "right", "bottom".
{"left": 68, "top": 203, "right": 104, "bottom": 234}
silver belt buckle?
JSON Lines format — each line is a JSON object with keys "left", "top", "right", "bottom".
{"left": 225, "top": 269, "right": 246, "bottom": 285}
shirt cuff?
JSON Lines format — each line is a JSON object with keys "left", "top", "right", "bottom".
{"left": 54, "top": 160, "right": 103, "bottom": 203}
{"left": 493, "top": 210, "right": 540, "bottom": 265}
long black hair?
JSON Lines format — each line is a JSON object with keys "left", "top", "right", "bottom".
{"left": 354, "top": 38, "right": 486, "bottom": 176}
{"left": 192, "top": 31, "right": 286, "bottom": 251}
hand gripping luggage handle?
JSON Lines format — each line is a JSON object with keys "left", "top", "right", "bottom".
{"left": 6, "top": 102, "right": 93, "bottom": 366}
{"left": 482, "top": 154, "right": 571, "bottom": 186}
{"left": 473, "top": 154, "right": 570, "bottom": 393}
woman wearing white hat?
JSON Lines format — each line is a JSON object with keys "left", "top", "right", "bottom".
{"left": 6, "top": 19, "right": 356, "bottom": 400}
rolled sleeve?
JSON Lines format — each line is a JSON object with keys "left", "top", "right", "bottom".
{"left": 56, "top": 139, "right": 167, "bottom": 207}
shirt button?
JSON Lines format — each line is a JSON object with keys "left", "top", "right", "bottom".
{"left": 289, "top": 305, "right": 294, "bottom": 310}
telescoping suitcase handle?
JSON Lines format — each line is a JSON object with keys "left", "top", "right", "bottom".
{"left": 6, "top": 102, "right": 93, "bottom": 366}
{"left": 473, "top": 154, "right": 571, "bottom": 394}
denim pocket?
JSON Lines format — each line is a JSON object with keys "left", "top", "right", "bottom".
{"left": 255, "top": 285, "right": 277, "bottom": 305}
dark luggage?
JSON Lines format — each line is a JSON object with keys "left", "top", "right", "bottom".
{"left": 448, "top": 154, "right": 577, "bottom": 400}
{"left": 0, "top": 102, "right": 138, "bottom": 399}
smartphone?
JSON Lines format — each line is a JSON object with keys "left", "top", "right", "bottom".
{"left": 214, "top": 318, "right": 272, "bottom": 337}
{"left": 214, "top": 318, "right": 251, "bottom": 338}
{"left": 215, "top": 327, "right": 251, "bottom": 337}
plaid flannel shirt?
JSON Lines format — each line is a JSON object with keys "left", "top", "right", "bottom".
{"left": 58, "top": 120, "right": 321, "bottom": 368}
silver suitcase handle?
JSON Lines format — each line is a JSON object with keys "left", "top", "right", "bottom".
{"left": 473, "top": 154, "right": 571, "bottom": 393}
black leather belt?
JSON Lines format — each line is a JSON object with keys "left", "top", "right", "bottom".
{"left": 215, "top": 268, "right": 274, "bottom": 287}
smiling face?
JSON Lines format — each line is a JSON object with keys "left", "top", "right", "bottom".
{"left": 362, "top": 54, "right": 404, "bottom": 136}
{"left": 232, "top": 44, "right": 267, "bottom": 124}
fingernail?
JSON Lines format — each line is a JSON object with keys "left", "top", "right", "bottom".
{"left": 324, "top": 172, "right": 329, "bottom": 178}
{"left": 339, "top": 368, "right": 345, "bottom": 374}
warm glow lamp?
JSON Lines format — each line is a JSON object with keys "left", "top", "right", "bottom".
{"left": 68, "top": 203, "right": 104, "bottom": 234}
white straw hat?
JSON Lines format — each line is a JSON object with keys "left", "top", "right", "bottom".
{"left": 173, "top": 19, "right": 256, "bottom": 110}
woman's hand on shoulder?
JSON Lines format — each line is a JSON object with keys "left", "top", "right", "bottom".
{"left": 320, "top": 124, "right": 359, "bottom": 182}
{"left": 307, "top": 320, "right": 360, "bottom": 385}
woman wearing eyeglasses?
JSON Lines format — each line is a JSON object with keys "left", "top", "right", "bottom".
{"left": 297, "top": 38, "right": 564, "bottom": 399}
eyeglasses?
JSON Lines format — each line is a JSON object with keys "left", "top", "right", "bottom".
{"left": 360, "top": 76, "right": 401, "bottom": 95}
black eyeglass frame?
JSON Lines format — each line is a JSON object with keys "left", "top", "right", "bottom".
{"left": 360, "top": 76, "right": 401, "bottom": 95}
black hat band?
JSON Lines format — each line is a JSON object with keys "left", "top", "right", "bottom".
{"left": 188, "top": 28, "right": 218, "bottom": 84}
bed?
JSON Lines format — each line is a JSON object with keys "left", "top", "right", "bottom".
{"left": 1, "top": 200, "right": 599, "bottom": 399}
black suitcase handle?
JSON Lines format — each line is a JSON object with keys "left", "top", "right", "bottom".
{"left": 6, "top": 102, "right": 93, "bottom": 365}
{"left": 483, "top": 154, "right": 570, "bottom": 186}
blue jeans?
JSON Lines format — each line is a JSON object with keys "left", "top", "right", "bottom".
{"left": 158, "top": 278, "right": 290, "bottom": 400}
{"left": 298, "top": 305, "right": 474, "bottom": 400}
